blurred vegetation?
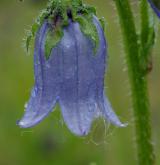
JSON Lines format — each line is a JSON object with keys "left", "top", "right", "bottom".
{"left": 0, "top": 0, "right": 160, "bottom": 165}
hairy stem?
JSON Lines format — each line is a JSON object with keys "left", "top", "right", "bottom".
{"left": 113, "top": 0, "right": 155, "bottom": 164}
{"left": 140, "top": 0, "right": 155, "bottom": 74}
{"left": 140, "top": 0, "right": 150, "bottom": 48}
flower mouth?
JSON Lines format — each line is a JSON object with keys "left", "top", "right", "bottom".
{"left": 67, "top": 9, "right": 73, "bottom": 19}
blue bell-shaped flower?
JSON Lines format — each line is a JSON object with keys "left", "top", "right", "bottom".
{"left": 18, "top": 0, "right": 126, "bottom": 136}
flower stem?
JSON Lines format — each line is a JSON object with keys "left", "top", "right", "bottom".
{"left": 113, "top": 0, "right": 155, "bottom": 164}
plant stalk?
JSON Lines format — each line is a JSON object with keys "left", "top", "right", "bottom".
{"left": 113, "top": 0, "right": 155, "bottom": 164}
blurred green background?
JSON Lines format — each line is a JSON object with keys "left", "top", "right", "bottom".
{"left": 0, "top": 0, "right": 160, "bottom": 165}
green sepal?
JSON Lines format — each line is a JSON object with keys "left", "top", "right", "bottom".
{"left": 45, "top": 27, "right": 64, "bottom": 60}
{"left": 24, "top": 0, "right": 102, "bottom": 56}
{"left": 26, "top": 32, "right": 32, "bottom": 52}
{"left": 83, "top": 5, "right": 97, "bottom": 15}
{"left": 75, "top": 15, "right": 99, "bottom": 54}
{"left": 99, "top": 17, "right": 106, "bottom": 31}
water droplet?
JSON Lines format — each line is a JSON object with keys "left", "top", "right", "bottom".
{"left": 88, "top": 101, "right": 95, "bottom": 112}
{"left": 31, "top": 89, "right": 36, "bottom": 97}
{"left": 66, "top": 44, "right": 70, "bottom": 48}
{"left": 46, "top": 63, "right": 51, "bottom": 68}
{"left": 34, "top": 87, "right": 38, "bottom": 92}
{"left": 24, "top": 102, "right": 28, "bottom": 109}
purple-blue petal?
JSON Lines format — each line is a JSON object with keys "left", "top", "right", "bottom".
{"left": 18, "top": 22, "right": 60, "bottom": 128}
{"left": 148, "top": 0, "right": 160, "bottom": 17}
{"left": 59, "top": 21, "right": 100, "bottom": 136}
{"left": 59, "top": 17, "right": 125, "bottom": 136}
{"left": 93, "top": 16, "right": 126, "bottom": 127}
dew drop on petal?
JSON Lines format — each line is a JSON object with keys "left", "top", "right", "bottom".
{"left": 66, "top": 44, "right": 70, "bottom": 48}
{"left": 24, "top": 102, "right": 28, "bottom": 109}
{"left": 31, "top": 89, "right": 36, "bottom": 97}
{"left": 46, "top": 63, "right": 51, "bottom": 69}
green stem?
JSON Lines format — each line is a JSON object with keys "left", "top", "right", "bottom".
{"left": 140, "top": 0, "right": 150, "bottom": 48}
{"left": 113, "top": 0, "right": 155, "bottom": 164}
{"left": 140, "top": 0, "right": 155, "bottom": 74}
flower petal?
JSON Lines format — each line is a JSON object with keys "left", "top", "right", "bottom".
{"left": 92, "top": 16, "right": 126, "bottom": 127}
{"left": 59, "top": 21, "right": 100, "bottom": 136}
{"left": 99, "top": 92, "right": 127, "bottom": 127}
{"left": 18, "top": 22, "right": 61, "bottom": 128}
{"left": 148, "top": 0, "right": 160, "bottom": 17}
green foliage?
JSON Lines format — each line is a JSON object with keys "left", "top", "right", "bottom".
{"left": 26, "top": 9, "right": 50, "bottom": 52}
{"left": 25, "top": 0, "right": 103, "bottom": 59}
{"left": 75, "top": 15, "right": 99, "bottom": 53}
{"left": 99, "top": 17, "right": 106, "bottom": 31}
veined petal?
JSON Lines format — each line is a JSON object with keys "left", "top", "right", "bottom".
{"left": 92, "top": 16, "right": 126, "bottom": 127}
{"left": 18, "top": 22, "right": 61, "bottom": 128}
{"left": 59, "top": 20, "right": 100, "bottom": 136}
{"left": 99, "top": 92, "right": 126, "bottom": 127}
{"left": 59, "top": 16, "right": 125, "bottom": 136}
{"left": 148, "top": 0, "right": 160, "bottom": 17}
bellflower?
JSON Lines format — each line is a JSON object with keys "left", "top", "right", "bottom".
{"left": 148, "top": 0, "right": 160, "bottom": 17}
{"left": 18, "top": 0, "right": 125, "bottom": 136}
